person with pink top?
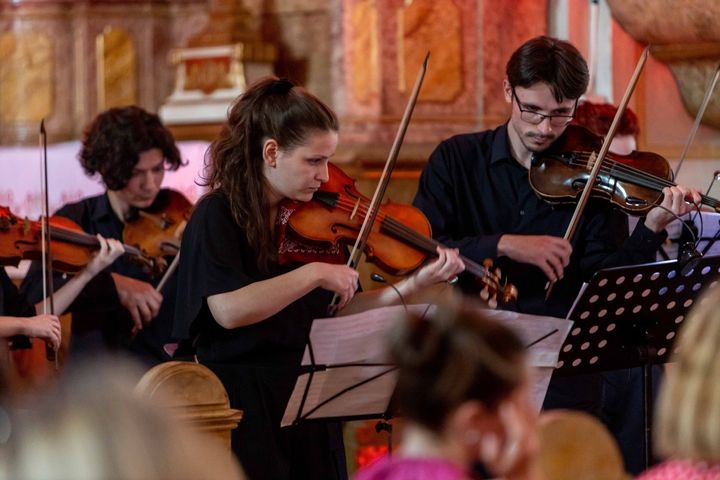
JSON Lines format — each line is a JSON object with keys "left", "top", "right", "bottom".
{"left": 638, "top": 285, "right": 720, "bottom": 480}
{"left": 355, "top": 307, "right": 540, "bottom": 480}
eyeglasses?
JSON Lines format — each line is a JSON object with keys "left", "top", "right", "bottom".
{"left": 511, "top": 88, "right": 577, "bottom": 127}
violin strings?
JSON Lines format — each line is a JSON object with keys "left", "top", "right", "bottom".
{"left": 567, "top": 152, "right": 720, "bottom": 209}
{"left": 567, "top": 153, "right": 675, "bottom": 189}
{"left": 329, "top": 195, "right": 491, "bottom": 280}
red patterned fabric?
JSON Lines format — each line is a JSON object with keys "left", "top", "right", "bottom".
{"left": 277, "top": 201, "right": 347, "bottom": 265}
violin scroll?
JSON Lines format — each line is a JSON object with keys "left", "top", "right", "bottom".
{"left": 477, "top": 259, "right": 518, "bottom": 308}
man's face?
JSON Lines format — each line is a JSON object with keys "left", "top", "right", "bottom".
{"left": 504, "top": 81, "right": 577, "bottom": 157}
{"left": 112, "top": 148, "right": 165, "bottom": 209}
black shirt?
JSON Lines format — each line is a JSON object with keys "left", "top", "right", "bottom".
{"left": 20, "top": 190, "right": 180, "bottom": 364}
{"left": 413, "top": 124, "right": 666, "bottom": 318}
{"left": 174, "top": 190, "right": 331, "bottom": 364}
{"left": 1, "top": 268, "right": 34, "bottom": 318}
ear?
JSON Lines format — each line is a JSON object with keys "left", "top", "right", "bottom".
{"left": 450, "top": 400, "right": 496, "bottom": 441}
{"left": 262, "top": 138, "right": 279, "bottom": 167}
{"left": 503, "top": 79, "right": 513, "bottom": 104}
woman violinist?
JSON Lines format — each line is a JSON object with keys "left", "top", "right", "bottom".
{"left": 173, "top": 77, "right": 464, "bottom": 480}
{"left": 21, "top": 106, "right": 189, "bottom": 365}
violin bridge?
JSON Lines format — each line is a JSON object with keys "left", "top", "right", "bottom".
{"left": 350, "top": 197, "right": 361, "bottom": 220}
{"left": 587, "top": 151, "right": 598, "bottom": 171}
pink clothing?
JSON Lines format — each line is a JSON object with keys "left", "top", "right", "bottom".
{"left": 639, "top": 459, "right": 720, "bottom": 480}
{"left": 354, "top": 455, "right": 469, "bottom": 480}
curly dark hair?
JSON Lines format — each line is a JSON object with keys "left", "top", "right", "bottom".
{"left": 79, "top": 106, "right": 184, "bottom": 190}
{"left": 202, "top": 76, "right": 339, "bottom": 272}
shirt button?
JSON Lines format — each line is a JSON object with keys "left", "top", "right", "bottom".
{"left": 520, "top": 209, "right": 525, "bottom": 216}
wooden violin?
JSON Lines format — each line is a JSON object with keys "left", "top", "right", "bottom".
{"left": 529, "top": 124, "right": 720, "bottom": 215}
{"left": 0, "top": 206, "right": 160, "bottom": 274}
{"left": 123, "top": 189, "right": 192, "bottom": 272}
{"left": 285, "top": 163, "right": 517, "bottom": 305}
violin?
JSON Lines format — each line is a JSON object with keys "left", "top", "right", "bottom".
{"left": 0, "top": 206, "right": 160, "bottom": 274}
{"left": 529, "top": 124, "right": 720, "bottom": 215}
{"left": 123, "top": 189, "right": 192, "bottom": 271}
{"left": 285, "top": 163, "right": 517, "bottom": 304}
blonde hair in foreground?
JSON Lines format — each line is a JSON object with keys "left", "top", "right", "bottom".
{"left": 655, "top": 284, "right": 720, "bottom": 461}
{"left": 0, "top": 358, "right": 244, "bottom": 480}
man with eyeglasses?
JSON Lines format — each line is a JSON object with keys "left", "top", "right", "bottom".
{"left": 413, "top": 35, "right": 700, "bottom": 474}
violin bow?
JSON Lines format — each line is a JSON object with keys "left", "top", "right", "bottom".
{"left": 39, "top": 120, "right": 58, "bottom": 367}
{"left": 546, "top": 47, "right": 650, "bottom": 299}
{"left": 328, "top": 52, "right": 430, "bottom": 312}
{"left": 155, "top": 251, "right": 180, "bottom": 293}
{"left": 673, "top": 63, "right": 720, "bottom": 179}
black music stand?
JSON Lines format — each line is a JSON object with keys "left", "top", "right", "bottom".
{"left": 556, "top": 255, "right": 720, "bottom": 469}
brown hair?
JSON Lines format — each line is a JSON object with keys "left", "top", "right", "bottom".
{"left": 389, "top": 308, "right": 525, "bottom": 431}
{"left": 506, "top": 36, "right": 589, "bottom": 103}
{"left": 202, "top": 77, "right": 339, "bottom": 271}
{"left": 79, "top": 106, "right": 183, "bottom": 190}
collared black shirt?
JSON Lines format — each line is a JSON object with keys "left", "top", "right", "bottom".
{"left": 413, "top": 123, "right": 665, "bottom": 318}
{"left": 21, "top": 190, "right": 179, "bottom": 364}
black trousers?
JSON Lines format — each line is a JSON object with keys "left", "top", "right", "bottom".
{"left": 205, "top": 361, "right": 348, "bottom": 480}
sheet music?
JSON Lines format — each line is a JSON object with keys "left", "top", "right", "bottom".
{"left": 479, "top": 309, "right": 573, "bottom": 367}
{"left": 283, "top": 304, "right": 573, "bottom": 424}
{"left": 281, "top": 366, "right": 399, "bottom": 427}
{"left": 472, "top": 309, "right": 573, "bottom": 411}
{"left": 301, "top": 305, "right": 427, "bottom": 366}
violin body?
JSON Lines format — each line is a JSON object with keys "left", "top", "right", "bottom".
{"left": 0, "top": 206, "right": 156, "bottom": 273}
{"left": 288, "top": 166, "right": 430, "bottom": 275}
{"left": 123, "top": 189, "right": 192, "bottom": 267}
{"left": 0, "top": 207, "right": 94, "bottom": 271}
{"left": 529, "top": 125, "right": 673, "bottom": 215}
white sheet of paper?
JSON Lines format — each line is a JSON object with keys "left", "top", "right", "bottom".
{"left": 284, "top": 304, "right": 573, "bottom": 425}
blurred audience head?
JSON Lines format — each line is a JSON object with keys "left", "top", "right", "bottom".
{"left": 388, "top": 307, "right": 536, "bottom": 476}
{"left": 0, "top": 357, "right": 244, "bottom": 480}
{"left": 655, "top": 285, "right": 720, "bottom": 462}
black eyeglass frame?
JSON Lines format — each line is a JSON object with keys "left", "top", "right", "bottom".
{"left": 511, "top": 87, "right": 578, "bottom": 127}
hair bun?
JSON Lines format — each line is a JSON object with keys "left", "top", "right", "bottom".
{"left": 267, "top": 78, "right": 294, "bottom": 95}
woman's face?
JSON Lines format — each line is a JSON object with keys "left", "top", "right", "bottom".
{"left": 263, "top": 129, "right": 338, "bottom": 206}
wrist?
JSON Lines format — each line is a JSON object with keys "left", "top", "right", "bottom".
{"left": 497, "top": 234, "right": 510, "bottom": 257}
{"left": 643, "top": 216, "right": 664, "bottom": 234}
{"left": 16, "top": 316, "right": 30, "bottom": 336}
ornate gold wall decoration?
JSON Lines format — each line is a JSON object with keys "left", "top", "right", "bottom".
{"left": 349, "top": 0, "right": 379, "bottom": 104}
{"left": 96, "top": 27, "right": 137, "bottom": 110}
{"left": 0, "top": 32, "right": 52, "bottom": 123}
{"left": 608, "top": 0, "right": 720, "bottom": 129}
{"left": 398, "top": 0, "right": 462, "bottom": 102}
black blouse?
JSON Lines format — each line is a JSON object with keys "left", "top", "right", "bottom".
{"left": 1, "top": 268, "right": 34, "bottom": 317}
{"left": 173, "top": 191, "right": 331, "bottom": 364}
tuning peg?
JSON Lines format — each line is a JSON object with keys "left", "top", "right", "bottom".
{"left": 479, "top": 287, "right": 490, "bottom": 301}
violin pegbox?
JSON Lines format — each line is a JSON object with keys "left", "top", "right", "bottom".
{"left": 479, "top": 259, "right": 518, "bottom": 308}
